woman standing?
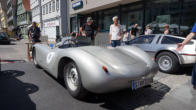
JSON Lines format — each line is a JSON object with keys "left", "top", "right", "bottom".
{"left": 122, "top": 29, "right": 130, "bottom": 45}
{"left": 109, "top": 16, "right": 122, "bottom": 47}
{"left": 144, "top": 25, "right": 153, "bottom": 35}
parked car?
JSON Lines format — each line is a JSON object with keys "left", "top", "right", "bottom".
{"left": 0, "top": 32, "right": 11, "bottom": 44}
{"left": 32, "top": 37, "right": 158, "bottom": 99}
{"left": 129, "top": 34, "right": 196, "bottom": 73}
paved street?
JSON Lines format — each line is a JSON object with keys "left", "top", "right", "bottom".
{"left": 0, "top": 39, "right": 196, "bottom": 110}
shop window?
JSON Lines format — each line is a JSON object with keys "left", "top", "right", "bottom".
{"left": 101, "top": 8, "right": 118, "bottom": 31}
{"left": 181, "top": 0, "right": 196, "bottom": 36}
{"left": 145, "top": 0, "right": 180, "bottom": 35}
{"left": 71, "top": 17, "right": 78, "bottom": 32}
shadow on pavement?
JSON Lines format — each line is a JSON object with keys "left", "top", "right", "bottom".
{"left": 83, "top": 81, "right": 170, "bottom": 110}
{"left": 177, "top": 66, "right": 193, "bottom": 75}
{"left": 172, "top": 66, "right": 193, "bottom": 76}
{"left": 0, "top": 70, "right": 39, "bottom": 110}
{"left": 0, "top": 42, "right": 16, "bottom": 45}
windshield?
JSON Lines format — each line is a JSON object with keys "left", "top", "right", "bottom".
{"left": 57, "top": 36, "right": 91, "bottom": 48}
{"left": 0, "top": 32, "right": 8, "bottom": 38}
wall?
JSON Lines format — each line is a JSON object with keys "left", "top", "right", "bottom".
{"left": 69, "top": 0, "right": 139, "bottom": 14}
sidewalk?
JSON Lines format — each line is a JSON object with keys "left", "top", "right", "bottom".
{"left": 0, "top": 39, "right": 29, "bottom": 62}
{"left": 146, "top": 82, "right": 196, "bottom": 110}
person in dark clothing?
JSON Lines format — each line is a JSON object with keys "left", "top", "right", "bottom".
{"left": 28, "top": 22, "right": 41, "bottom": 43}
{"left": 80, "top": 17, "right": 99, "bottom": 45}
{"left": 130, "top": 24, "right": 139, "bottom": 39}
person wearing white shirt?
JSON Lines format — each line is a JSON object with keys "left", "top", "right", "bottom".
{"left": 122, "top": 29, "right": 130, "bottom": 45}
{"left": 109, "top": 16, "right": 122, "bottom": 47}
{"left": 144, "top": 25, "right": 153, "bottom": 35}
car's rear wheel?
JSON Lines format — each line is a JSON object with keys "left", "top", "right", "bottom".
{"left": 63, "top": 62, "right": 88, "bottom": 99}
{"left": 156, "top": 52, "right": 179, "bottom": 73}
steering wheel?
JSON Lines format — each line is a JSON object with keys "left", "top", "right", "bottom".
{"left": 59, "top": 38, "right": 78, "bottom": 48}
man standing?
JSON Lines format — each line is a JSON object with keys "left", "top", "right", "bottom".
{"left": 177, "top": 23, "right": 196, "bottom": 90}
{"left": 109, "top": 16, "right": 122, "bottom": 47}
{"left": 80, "top": 17, "right": 99, "bottom": 45}
{"left": 130, "top": 24, "right": 139, "bottom": 39}
{"left": 29, "top": 22, "right": 41, "bottom": 43}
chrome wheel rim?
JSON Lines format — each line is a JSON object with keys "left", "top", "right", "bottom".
{"left": 158, "top": 55, "right": 172, "bottom": 71}
{"left": 65, "top": 65, "right": 79, "bottom": 91}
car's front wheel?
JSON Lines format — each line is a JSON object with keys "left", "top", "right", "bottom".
{"left": 63, "top": 62, "right": 88, "bottom": 99}
{"left": 156, "top": 52, "right": 180, "bottom": 73}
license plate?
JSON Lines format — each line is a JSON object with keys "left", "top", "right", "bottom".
{"left": 131, "top": 79, "right": 153, "bottom": 90}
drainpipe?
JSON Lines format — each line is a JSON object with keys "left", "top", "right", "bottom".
{"left": 39, "top": 0, "right": 43, "bottom": 29}
{"left": 60, "top": 0, "right": 70, "bottom": 35}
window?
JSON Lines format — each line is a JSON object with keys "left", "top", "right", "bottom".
{"left": 181, "top": 0, "right": 196, "bottom": 36}
{"left": 145, "top": 0, "right": 180, "bottom": 35}
{"left": 121, "top": 4, "right": 143, "bottom": 32}
{"left": 130, "top": 35, "right": 155, "bottom": 44}
{"left": 49, "top": 2, "right": 52, "bottom": 13}
{"left": 46, "top": 4, "right": 48, "bottom": 14}
{"left": 161, "top": 36, "right": 192, "bottom": 44}
{"left": 56, "top": 0, "right": 59, "bottom": 11}
{"left": 52, "top": 0, "right": 55, "bottom": 12}
{"left": 42, "top": 5, "right": 45, "bottom": 15}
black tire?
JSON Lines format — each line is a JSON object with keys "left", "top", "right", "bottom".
{"left": 32, "top": 49, "right": 41, "bottom": 68}
{"left": 156, "top": 52, "right": 180, "bottom": 73}
{"left": 63, "top": 62, "right": 88, "bottom": 99}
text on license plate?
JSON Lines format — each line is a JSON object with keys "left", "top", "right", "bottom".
{"left": 131, "top": 79, "right": 153, "bottom": 90}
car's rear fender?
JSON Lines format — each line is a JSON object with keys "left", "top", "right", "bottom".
{"left": 155, "top": 47, "right": 183, "bottom": 64}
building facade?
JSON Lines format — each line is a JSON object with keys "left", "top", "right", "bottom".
{"left": 30, "top": 0, "right": 42, "bottom": 28}
{"left": 7, "top": 0, "right": 17, "bottom": 31}
{"left": 70, "top": 0, "right": 196, "bottom": 43}
{"left": 41, "top": 0, "right": 69, "bottom": 41}
{"left": 0, "top": 0, "right": 8, "bottom": 30}
{"left": 17, "top": 0, "right": 32, "bottom": 36}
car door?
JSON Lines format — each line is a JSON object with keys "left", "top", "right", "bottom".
{"left": 129, "top": 35, "right": 156, "bottom": 56}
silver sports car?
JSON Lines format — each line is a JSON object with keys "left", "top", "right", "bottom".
{"left": 32, "top": 37, "right": 158, "bottom": 99}
{"left": 129, "top": 34, "right": 196, "bottom": 73}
